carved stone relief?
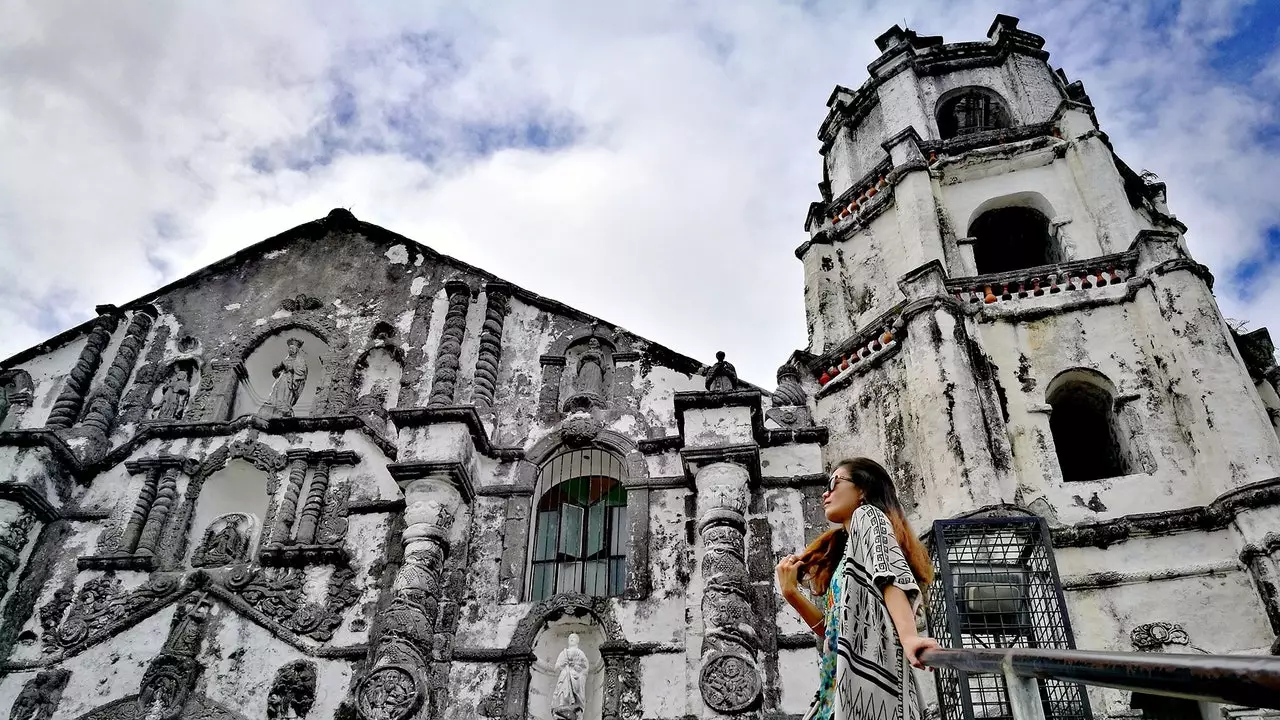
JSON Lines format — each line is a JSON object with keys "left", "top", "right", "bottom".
{"left": 563, "top": 337, "right": 613, "bottom": 412}
{"left": 220, "top": 564, "right": 360, "bottom": 642}
{"left": 10, "top": 668, "right": 71, "bottom": 720}
{"left": 267, "top": 659, "right": 318, "bottom": 720}
{"left": 232, "top": 329, "right": 329, "bottom": 420}
{"left": 39, "top": 572, "right": 182, "bottom": 653}
{"left": 0, "top": 508, "right": 37, "bottom": 596}
{"left": 0, "top": 369, "right": 34, "bottom": 427}
{"left": 353, "top": 345, "right": 404, "bottom": 412}
{"left": 151, "top": 360, "right": 198, "bottom": 421}
{"left": 136, "top": 593, "right": 212, "bottom": 720}
{"left": 1130, "top": 621, "right": 1192, "bottom": 651}
{"left": 191, "top": 513, "right": 254, "bottom": 567}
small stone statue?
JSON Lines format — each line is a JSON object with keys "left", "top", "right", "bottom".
{"left": 154, "top": 365, "right": 192, "bottom": 420}
{"left": 551, "top": 633, "right": 589, "bottom": 720}
{"left": 575, "top": 339, "right": 605, "bottom": 399}
{"left": 705, "top": 351, "right": 739, "bottom": 392}
{"left": 260, "top": 338, "right": 309, "bottom": 418}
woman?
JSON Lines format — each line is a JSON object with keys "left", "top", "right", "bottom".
{"left": 776, "top": 458, "right": 938, "bottom": 720}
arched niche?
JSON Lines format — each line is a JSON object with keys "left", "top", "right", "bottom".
{"left": 1045, "top": 368, "right": 1131, "bottom": 482}
{"left": 0, "top": 369, "right": 34, "bottom": 429}
{"left": 149, "top": 358, "right": 201, "bottom": 421}
{"left": 183, "top": 458, "right": 272, "bottom": 565}
{"left": 967, "top": 192, "right": 1062, "bottom": 275}
{"left": 233, "top": 327, "right": 330, "bottom": 419}
{"left": 562, "top": 336, "right": 616, "bottom": 412}
{"left": 935, "top": 85, "right": 1014, "bottom": 140}
{"left": 353, "top": 344, "right": 405, "bottom": 412}
{"left": 528, "top": 618, "right": 607, "bottom": 720}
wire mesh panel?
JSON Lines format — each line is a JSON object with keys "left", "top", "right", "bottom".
{"left": 530, "top": 448, "right": 627, "bottom": 602}
{"left": 926, "top": 517, "right": 1091, "bottom": 720}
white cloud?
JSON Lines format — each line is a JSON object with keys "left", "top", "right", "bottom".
{"left": 1, "top": 0, "right": 1278, "bottom": 384}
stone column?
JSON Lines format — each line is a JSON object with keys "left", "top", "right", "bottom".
{"left": 118, "top": 467, "right": 162, "bottom": 554}
{"left": 271, "top": 451, "right": 311, "bottom": 545}
{"left": 356, "top": 475, "right": 463, "bottom": 720}
{"left": 81, "top": 307, "right": 156, "bottom": 446}
{"left": 136, "top": 465, "right": 180, "bottom": 556}
{"left": 46, "top": 308, "right": 119, "bottom": 429}
{"left": 0, "top": 500, "right": 37, "bottom": 597}
{"left": 427, "top": 282, "right": 472, "bottom": 408}
{"left": 294, "top": 457, "right": 331, "bottom": 545}
{"left": 695, "top": 461, "right": 762, "bottom": 718}
{"left": 472, "top": 282, "right": 511, "bottom": 411}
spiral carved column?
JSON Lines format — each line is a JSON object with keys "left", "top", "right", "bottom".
{"left": 294, "top": 457, "right": 331, "bottom": 545}
{"left": 695, "top": 461, "right": 762, "bottom": 718}
{"left": 46, "top": 310, "right": 119, "bottom": 429}
{"left": 426, "top": 282, "right": 472, "bottom": 407}
{"left": 472, "top": 282, "right": 510, "bottom": 410}
{"left": 355, "top": 476, "right": 463, "bottom": 720}
{"left": 136, "top": 466, "right": 180, "bottom": 556}
{"left": 82, "top": 307, "right": 156, "bottom": 444}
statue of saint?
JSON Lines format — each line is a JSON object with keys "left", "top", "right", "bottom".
{"left": 154, "top": 365, "right": 192, "bottom": 420}
{"left": 551, "top": 633, "right": 589, "bottom": 720}
{"left": 260, "top": 338, "right": 309, "bottom": 418}
{"left": 575, "top": 339, "right": 605, "bottom": 398}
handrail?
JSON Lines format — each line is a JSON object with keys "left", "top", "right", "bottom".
{"left": 921, "top": 646, "right": 1280, "bottom": 712}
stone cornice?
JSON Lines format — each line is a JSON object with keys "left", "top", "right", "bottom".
{"left": 1051, "top": 476, "right": 1280, "bottom": 549}
{"left": 673, "top": 389, "right": 765, "bottom": 442}
{"left": 680, "top": 443, "right": 763, "bottom": 489}
{"left": 386, "top": 459, "right": 475, "bottom": 503}
{"left": 388, "top": 405, "right": 523, "bottom": 461}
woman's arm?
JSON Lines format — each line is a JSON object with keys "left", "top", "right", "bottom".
{"left": 776, "top": 555, "right": 826, "bottom": 637}
{"left": 882, "top": 584, "right": 938, "bottom": 670}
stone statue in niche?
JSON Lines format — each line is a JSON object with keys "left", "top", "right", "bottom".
{"left": 191, "top": 513, "right": 253, "bottom": 567}
{"left": 575, "top": 339, "right": 605, "bottom": 398}
{"left": 551, "top": 633, "right": 589, "bottom": 720}
{"left": 153, "top": 365, "right": 193, "bottom": 421}
{"left": 260, "top": 338, "right": 309, "bottom": 418}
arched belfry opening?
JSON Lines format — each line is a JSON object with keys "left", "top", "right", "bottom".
{"left": 937, "top": 87, "right": 1011, "bottom": 140}
{"left": 528, "top": 447, "right": 628, "bottom": 602}
{"left": 1046, "top": 369, "right": 1130, "bottom": 482}
{"left": 969, "top": 205, "right": 1060, "bottom": 275}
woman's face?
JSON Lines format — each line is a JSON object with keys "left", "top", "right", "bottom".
{"left": 822, "top": 466, "right": 863, "bottom": 525}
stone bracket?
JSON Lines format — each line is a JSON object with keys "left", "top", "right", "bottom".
{"left": 387, "top": 460, "right": 475, "bottom": 503}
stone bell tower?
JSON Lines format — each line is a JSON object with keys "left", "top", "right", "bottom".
{"left": 791, "top": 12, "right": 1280, "bottom": 702}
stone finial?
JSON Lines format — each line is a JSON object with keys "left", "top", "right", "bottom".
{"left": 325, "top": 207, "right": 358, "bottom": 231}
{"left": 705, "top": 351, "right": 739, "bottom": 392}
{"left": 772, "top": 363, "right": 806, "bottom": 406}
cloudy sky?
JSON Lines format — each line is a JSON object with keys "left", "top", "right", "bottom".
{"left": 2, "top": 1, "right": 1278, "bottom": 385}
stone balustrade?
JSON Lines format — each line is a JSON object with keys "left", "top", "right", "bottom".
{"left": 946, "top": 250, "right": 1138, "bottom": 306}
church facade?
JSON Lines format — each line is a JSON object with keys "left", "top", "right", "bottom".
{"left": 2, "top": 14, "right": 1279, "bottom": 720}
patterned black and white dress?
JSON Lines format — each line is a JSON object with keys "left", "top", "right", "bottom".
{"left": 829, "top": 504, "right": 923, "bottom": 720}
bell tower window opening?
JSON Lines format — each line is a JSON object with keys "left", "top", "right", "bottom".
{"left": 1047, "top": 370, "right": 1130, "bottom": 482}
{"left": 529, "top": 448, "right": 627, "bottom": 602}
{"left": 970, "top": 207, "right": 1059, "bottom": 275}
{"left": 938, "top": 88, "right": 1011, "bottom": 140}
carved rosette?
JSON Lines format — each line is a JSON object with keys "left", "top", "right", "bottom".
{"left": 472, "top": 282, "right": 510, "bottom": 409}
{"left": 694, "top": 462, "right": 762, "bottom": 717}
{"left": 426, "top": 282, "right": 471, "bottom": 407}
{"left": 47, "top": 310, "right": 118, "bottom": 429}
{"left": 357, "top": 476, "right": 463, "bottom": 720}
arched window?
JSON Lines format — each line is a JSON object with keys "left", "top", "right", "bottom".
{"left": 1047, "top": 370, "right": 1130, "bottom": 482}
{"left": 529, "top": 448, "right": 627, "bottom": 601}
{"left": 937, "top": 88, "right": 1010, "bottom": 140}
{"left": 970, "top": 206, "right": 1059, "bottom": 275}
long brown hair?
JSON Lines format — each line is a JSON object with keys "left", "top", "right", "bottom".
{"left": 797, "top": 458, "right": 934, "bottom": 595}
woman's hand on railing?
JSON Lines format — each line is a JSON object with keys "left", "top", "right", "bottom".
{"left": 903, "top": 636, "right": 940, "bottom": 670}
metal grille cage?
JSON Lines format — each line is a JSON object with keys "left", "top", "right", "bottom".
{"left": 926, "top": 516, "right": 1092, "bottom": 720}
{"left": 529, "top": 448, "right": 627, "bottom": 601}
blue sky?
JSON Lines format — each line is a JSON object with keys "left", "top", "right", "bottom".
{"left": 1, "top": 0, "right": 1278, "bottom": 383}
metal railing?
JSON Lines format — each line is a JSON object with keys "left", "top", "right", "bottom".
{"left": 921, "top": 646, "right": 1280, "bottom": 718}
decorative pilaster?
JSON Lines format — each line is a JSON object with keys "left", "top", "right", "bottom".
{"left": 136, "top": 465, "right": 180, "bottom": 555}
{"left": 294, "top": 457, "right": 331, "bottom": 544}
{"left": 46, "top": 308, "right": 119, "bottom": 429}
{"left": 472, "top": 282, "right": 511, "bottom": 410}
{"left": 356, "top": 475, "right": 464, "bottom": 720}
{"left": 82, "top": 307, "right": 156, "bottom": 445}
{"left": 427, "top": 281, "right": 473, "bottom": 407}
{"left": 272, "top": 451, "right": 311, "bottom": 545}
{"left": 695, "top": 461, "right": 763, "bottom": 718}
{"left": 80, "top": 456, "right": 194, "bottom": 571}
{"left": 0, "top": 502, "right": 37, "bottom": 597}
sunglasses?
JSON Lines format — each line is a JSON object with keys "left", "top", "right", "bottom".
{"left": 826, "top": 474, "right": 853, "bottom": 493}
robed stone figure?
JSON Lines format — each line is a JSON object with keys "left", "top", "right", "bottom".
{"left": 260, "top": 338, "right": 308, "bottom": 418}
{"left": 551, "top": 634, "right": 588, "bottom": 720}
